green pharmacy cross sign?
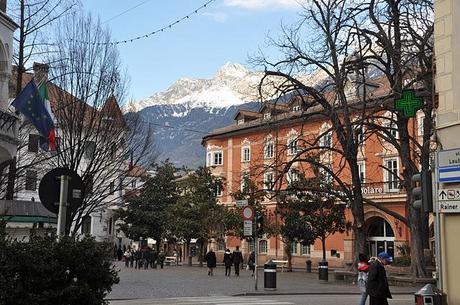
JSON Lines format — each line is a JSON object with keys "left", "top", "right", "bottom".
{"left": 395, "top": 90, "right": 423, "bottom": 118}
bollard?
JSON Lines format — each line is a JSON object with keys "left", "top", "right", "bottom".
{"left": 264, "top": 260, "right": 277, "bottom": 290}
{"left": 306, "top": 260, "right": 312, "bottom": 273}
{"left": 318, "top": 260, "right": 328, "bottom": 282}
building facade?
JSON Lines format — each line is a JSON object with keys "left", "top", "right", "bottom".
{"left": 434, "top": 0, "right": 460, "bottom": 301}
{"left": 202, "top": 83, "right": 425, "bottom": 267}
{"left": 3, "top": 64, "right": 136, "bottom": 247}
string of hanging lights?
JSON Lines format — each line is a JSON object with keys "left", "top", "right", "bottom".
{"left": 90, "top": 0, "right": 216, "bottom": 46}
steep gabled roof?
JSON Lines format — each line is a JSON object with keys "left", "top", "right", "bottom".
{"left": 233, "top": 109, "right": 262, "bottom": 121}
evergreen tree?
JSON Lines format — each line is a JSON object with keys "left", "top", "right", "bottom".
{"left": 117, "top": 160, "right": 177, "bottom": 252}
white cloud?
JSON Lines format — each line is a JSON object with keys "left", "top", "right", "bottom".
{"left": 201, "top": 11, "right": 229, "bottom": 23}
{"left": 224, "top": 0, "right": 304, "bottom": 10}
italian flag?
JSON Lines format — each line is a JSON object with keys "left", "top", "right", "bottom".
{"left": 38, "top": 82, "right": 56, "bottom": 151}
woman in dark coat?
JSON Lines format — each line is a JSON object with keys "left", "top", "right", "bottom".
{"left": 248, "top": 251, "right": 255, "bottom": 276}
{"left": 223, "top": 249, "right": 233, "bottom": 276}
{"left": 205, "top": 248, "right": 217, "bottom": 276}
{"left": 366, "top": 252, "right": 392, "bottom": 305}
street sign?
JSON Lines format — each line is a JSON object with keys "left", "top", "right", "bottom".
{"left": 438, "top": 149, "right": 460, "bottom": 183}
{"left": 236, "top": 199, "right": 248, "bottom": 207}
{"left": 438, "top": 189, "right": 460, "bottom": 201}
{"left": 438, "top": 188, "right": 460, "bottom": 213}
{"left": 439, "top": 202, "right": 460, "bottom": 213}
{"left": 242, "top": 206, "right": 254, "bottom": 220}
{"left": 243, "top": 220, "right": 253, "bottom": 237}
{"left": 39, "top": 167, "right": 85, "bottom": 214}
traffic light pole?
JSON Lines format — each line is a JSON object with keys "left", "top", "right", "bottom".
{"left": 433, "top": 153, "right": 443, "bottom": 290}
{"left": 254, "top": 218, "right": 258, "bottom": 291}
{"left": 56, "top": 175, "right": 69, "bottom": 237}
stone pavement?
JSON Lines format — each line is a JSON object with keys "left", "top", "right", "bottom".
{"left": 109, "top": 294, "right": 415, "bottom": 305}
{"left": 107, "top": 262, "right": 421, "bottom": 301}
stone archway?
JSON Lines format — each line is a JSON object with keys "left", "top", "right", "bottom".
{"left": 366, "top": 216, "right": 395, "bottom": 258}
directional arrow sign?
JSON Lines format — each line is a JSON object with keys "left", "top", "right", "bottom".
{"left": 438, "top": 188, "right": 460, "bottom": 201}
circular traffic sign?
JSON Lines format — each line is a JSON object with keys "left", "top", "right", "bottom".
{"left": 242, "top": 206, "right": 254, "bottom": 220}
{"left": 39, "top": 167, "right": 85, "bottom": 214}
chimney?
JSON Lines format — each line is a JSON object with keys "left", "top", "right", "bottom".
{"left": 0, "top": 0, "right": 6, "bottom": 13}
{"left": 33, "top": 62, "right": 49, "bottom": 85}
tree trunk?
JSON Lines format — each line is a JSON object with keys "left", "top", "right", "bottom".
{"left": 409, "top": 203, "right": 427, "bottom": 277}
{"left": 198, "top": 240, "right": 204, "bottom": 267}
{"left": 284, "top": 240, "right": 292, "bottom": 272}
{"left": 350, "top": 187, "right": 367, "bottom": 270}
{"left": 16, "top": 0, "right": 25, "bottom": 96}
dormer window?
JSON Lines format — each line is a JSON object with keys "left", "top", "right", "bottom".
{"left": 264, "top": 112, "right": 271, "bottom": 120}
{"left": 293, "top": 105, "right": 301, "bottom": 112}
{"left": 237, "top": 119, "right": 245, "bottom": 126}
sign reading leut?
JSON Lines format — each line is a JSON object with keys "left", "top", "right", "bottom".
{"left": 438, "top": 149, "right": 460, "bottom": 183}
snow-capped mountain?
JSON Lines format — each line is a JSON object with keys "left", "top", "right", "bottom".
{"left": 137, "top": 62, "right": 262, "bottom": 110}
{"left": 135, "top": 63, "right": 263, "bottom": 168}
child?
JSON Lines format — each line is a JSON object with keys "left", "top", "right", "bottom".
{"left": 357, "top": 253, "right": 369, "bottom": 305}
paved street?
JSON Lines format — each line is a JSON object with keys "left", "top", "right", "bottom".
{"left": 108, "top": 262, "right": 419, "bottom": 304}
{"left": 109, "top": 294, "right": 415, "bottom": 305}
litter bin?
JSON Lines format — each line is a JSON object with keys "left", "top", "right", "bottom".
{"left": 414, "top": 284, "right": 445, "bottom": 305}
{"left": 264, "top": 260, "right": 277, "bottom": 290}
{"left": 318, "top": 260, "right": 328, "bottom": 282}
{"left": 306, "top": 260, "right": 312, "bottom": 273}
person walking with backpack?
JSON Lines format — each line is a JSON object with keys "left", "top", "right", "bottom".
{"left": 205, "top": 248, "right": 217, "bottom": 276}
{"left": 232, "top": 246, "right": 243, "bottom": 276}
{"left": 223, "top": 249, "right": 233, "bottom": 276}
{"left": 357, "top": 253, "right": 370, "bottom": 305}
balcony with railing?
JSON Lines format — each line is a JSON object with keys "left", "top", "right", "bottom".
{"left": 360, "top": 181, "right": 406, "bottom": 198}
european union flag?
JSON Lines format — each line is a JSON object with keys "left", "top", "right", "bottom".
{"left": 12, "top": 80, "right": 56, "bottom": 150}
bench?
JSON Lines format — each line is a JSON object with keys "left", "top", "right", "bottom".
{"left": 165, "top": 256, "right": 177, "bottom": 265}
{"left": 272, "top": 260, "right": 288, "bottom": 272}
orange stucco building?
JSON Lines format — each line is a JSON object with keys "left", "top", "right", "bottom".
{"left": 202, "top": 87, "right": 424, "bottom": 267}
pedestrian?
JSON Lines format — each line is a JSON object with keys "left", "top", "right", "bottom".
{"left": 144, "top": 247, "right": 151, "bottom": 270}
{"left": 205, "top": 248, "right": 217, "bottom": 276}
{"left": 152, "top": 249, "right": 158, "bottom": 268}
{"left": 247, "top": 251, "right": 255, "bottom": 276}
{"left": 232, "top": 246, "right": 243, "bottom": 276}
{"left": 366, "top": 252, "right": 393, "bottom": 305}
{"left": 223, "top": 249, "right": 233, "bottom": 276}
{"left": 117, "top": 246, "right": 123, "bottom": 261}
{"left": 357, "top": 253, "right": 370, "bottom": 305}
{"left": 124, "top": 248, "right": 131, "bottom": 267}
{"left": 158, "top": 250, "right": 166, "bottom": 269}
{"left": 129, "top": 248, "right": 134, "bottom": 268}
{"left": 134, "top": 249, "right": 141, "bottom": 269}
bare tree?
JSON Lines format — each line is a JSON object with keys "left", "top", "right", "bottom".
{"left": 254, "top": 0, "right": 372, "bottom": 268}
{"left": 40, "top": 12, "right": 156, "bottom": 235}
{"left": 254, "top": 0, "right": 434, "bottom": 277}
{"left": 8, "top": 0, "right": 79, "bottom": 94}
{"left": 351, "top": 0, "right": 434, "bottom": 277}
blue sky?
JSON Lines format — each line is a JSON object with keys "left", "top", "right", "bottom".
{"left": 80, "top": 0, "right": 303, "bottom": 101}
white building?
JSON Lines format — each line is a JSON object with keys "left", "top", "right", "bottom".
{"left": 7, "top": 63, "right": 139, "bottom": 247}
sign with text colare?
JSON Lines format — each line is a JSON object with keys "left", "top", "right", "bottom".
{"left": 438, "top": 149, "right": 460, "bottom": 183}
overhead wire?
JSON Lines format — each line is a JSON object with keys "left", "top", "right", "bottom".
{"left": 103, "top": 0, "right": 155, "bottom": 24}
{"left": 73, "top": 0, "right": 216, "bottom": 46}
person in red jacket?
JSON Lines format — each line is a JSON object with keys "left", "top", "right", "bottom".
{"left": 357, "top": 253, "right": 369, "bottom": 305}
